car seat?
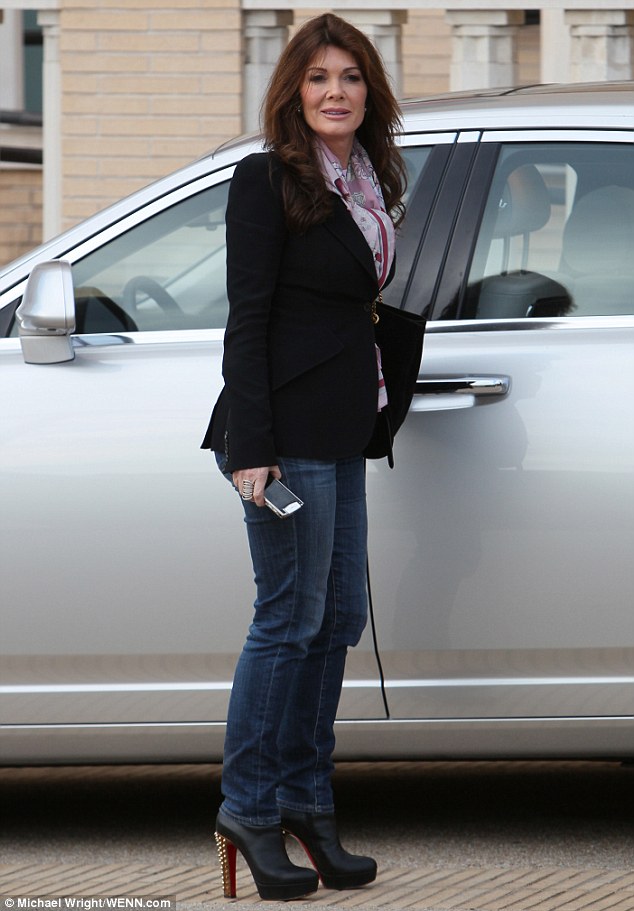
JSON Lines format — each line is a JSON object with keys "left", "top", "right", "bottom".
{"left": 475, "top": 164, "right": 572, "bottom": 319}
{"left": 74, "top": 286, "right": 138, "bottom": 333}
{"left": 558, "top": 185, "right": 634, "bottom": 316}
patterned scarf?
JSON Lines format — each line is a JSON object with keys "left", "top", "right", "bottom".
{"left": 316, "top": 137, "right": 395, "bottom": 289}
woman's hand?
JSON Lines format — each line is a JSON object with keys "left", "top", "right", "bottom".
{"left": 232, "top": 465, "right": 282, "bottom": 507}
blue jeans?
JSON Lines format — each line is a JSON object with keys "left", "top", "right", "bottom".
{"left": 215, "top": 453, "right": 369, "bottom": 826}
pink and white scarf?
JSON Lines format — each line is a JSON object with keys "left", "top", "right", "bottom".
{"left": 316, "top": 137, "right": 395, "bottom": 289}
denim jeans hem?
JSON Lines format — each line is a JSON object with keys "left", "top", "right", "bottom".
{"left": 277, "top": 800, "right": 336, "bottom": 816}
{"left": 218, "top": 804, "right": 281, "bottom": 827}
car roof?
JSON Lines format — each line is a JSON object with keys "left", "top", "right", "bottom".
{"left": 399, "top": 81, "right": 634, "bottom": 133}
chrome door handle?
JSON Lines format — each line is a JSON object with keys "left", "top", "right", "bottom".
{"left": 411, "top": 375, "right": 510, "bottom": 411}
{"left": 415, "top": 375, "right": 510, "bottom": 396}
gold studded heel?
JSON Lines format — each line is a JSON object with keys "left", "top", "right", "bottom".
{"left": 215, "top": 831, "right": 238, "bottom": 899}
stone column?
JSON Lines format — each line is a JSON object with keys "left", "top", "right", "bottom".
{"left": 541, "top": 9, "right": 570, "bottom": 84}
{"left": 565, "top": 10, "right": 634, "bottom": 83}
{"left": 0, "top": 10, "right": 25, "bottom": 110}
{"left": 243, "top": 10, "right": 293, "bottom": 132}
{"left": 445, "top": 10, "right": 524, "bottom": 91}
{"left": 335, "top": 10, "right": 407, "bottom": 98}
{"left": 38, "top": 8, "right": 62, "bottom": 240}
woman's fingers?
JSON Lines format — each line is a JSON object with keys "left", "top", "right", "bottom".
{"left": 233, "top": 465, "right": 281, "bottom": 507}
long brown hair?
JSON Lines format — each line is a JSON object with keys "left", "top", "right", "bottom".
{"left": 262, "top": 13, "right": 406, "bottom": 233}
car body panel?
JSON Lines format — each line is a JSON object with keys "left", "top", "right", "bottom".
{"left": 1, "top": 329, "right": 387, "bottom": 727}
{"left": 368, "top": 321, "right": 634, "bottom": 719}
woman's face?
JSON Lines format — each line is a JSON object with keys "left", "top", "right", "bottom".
{"left": 300, "top": 45, "right": 368, "bottom": 166}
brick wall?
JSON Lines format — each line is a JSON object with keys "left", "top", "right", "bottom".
{"left": 0, "top": 168, "right": 42, "bottom": 267}
{"left": 403, "top": 10, "right": 452, "bottom": 97}
{"left": 59, "top": 0, "right": 243, "bottom": 230}
{"left": 0, "top": 5, "right": 542, "bottom": 257}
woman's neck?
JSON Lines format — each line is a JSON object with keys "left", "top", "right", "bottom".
{"left": 321, "top": 137, "right": 354, "bottom": 170}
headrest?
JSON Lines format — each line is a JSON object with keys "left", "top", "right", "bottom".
{"left": 493, "top": 164, "right": 551, "bottom": 238}
{"left": 562, "top": 185, "right": 634, "bottom": 274}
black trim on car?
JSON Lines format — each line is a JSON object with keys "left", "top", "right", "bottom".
{"left": 382, "top": 143, "right": 454, "bottom": 310}
{"left": 431, "top": 143, "right": 501, "bottom": 321}
{"left": 403, "top": 142, "right": 488, "bottom": 320}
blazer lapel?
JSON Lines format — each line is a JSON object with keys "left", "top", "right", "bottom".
{"left": 324, "top": 196, "right": 379, "bottom": 288}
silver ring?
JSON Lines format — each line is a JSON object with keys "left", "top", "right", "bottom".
{"left": 240, "top": 479, "right": 255, "bottom": 500}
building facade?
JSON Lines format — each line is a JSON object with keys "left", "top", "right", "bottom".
{"left": 1, "top": 1, "right": 633, "bottom": 266}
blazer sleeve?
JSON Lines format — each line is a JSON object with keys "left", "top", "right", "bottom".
{"left": 221, "top": 153, "right": 288, "bottom": 471}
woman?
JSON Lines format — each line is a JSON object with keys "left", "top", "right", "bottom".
{"left": 201, "top": 12, "right": 413, "bottom": 902}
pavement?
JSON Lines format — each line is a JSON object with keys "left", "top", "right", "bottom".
{"left": 2, "top": 761, "right": 634, "bottom": 910}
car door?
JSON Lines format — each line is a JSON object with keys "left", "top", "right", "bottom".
{"left": 367, "top": 129, "right": 634, "bottom": 758}
{"left": 1, "top": 169, "right": 250, "bottom": 762}
{"left": 0, "top": 142, "right": 438, "bottom": 763}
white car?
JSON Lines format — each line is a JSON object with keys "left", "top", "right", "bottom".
{"left": 2, "top": 82, "right": 633, "bottom": 764}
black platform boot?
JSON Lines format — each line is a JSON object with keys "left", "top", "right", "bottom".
{"left": 214, "top": 812, "right": 319, "bottom": 900}
{"left": 281, "top": 808, "right": 377, "bottom": 890}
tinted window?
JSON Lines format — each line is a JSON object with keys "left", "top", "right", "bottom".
{"left": 72, "top": 181, "right": 230, "bottom": 333}
{"left": 464, "top": 143, "right": 634, "bottom": 319}
{"left": 401, "top": 145, "right": 433, "bottom": 203}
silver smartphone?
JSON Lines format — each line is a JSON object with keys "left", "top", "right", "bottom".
{"left": 264, "top": 478, "right": 304, "bottom": 518}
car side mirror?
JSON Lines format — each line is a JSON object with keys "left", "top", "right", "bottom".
{"left": 16, "top": 260, "right": 76, "bottom": 364}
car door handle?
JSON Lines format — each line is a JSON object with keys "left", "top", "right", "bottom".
{"left": 411, "top": 375, "right": 510, "bottom": 411}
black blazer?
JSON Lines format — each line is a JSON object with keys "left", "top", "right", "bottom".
{"left": 201, "top": 152, "right": 388, "bottom": 472}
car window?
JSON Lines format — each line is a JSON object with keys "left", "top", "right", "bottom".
{"left": 69, "top": 148, "right": 431, "bottom": 334}
{"left": 71, "top": 180, "right": 231, "bottom": 333}
{"left": 463, "top": 142, "right": 634, "bottom": 319}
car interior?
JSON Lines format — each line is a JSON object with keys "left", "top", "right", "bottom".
{"left": 465, "top": 142, "right": 634, "bottom": 320}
